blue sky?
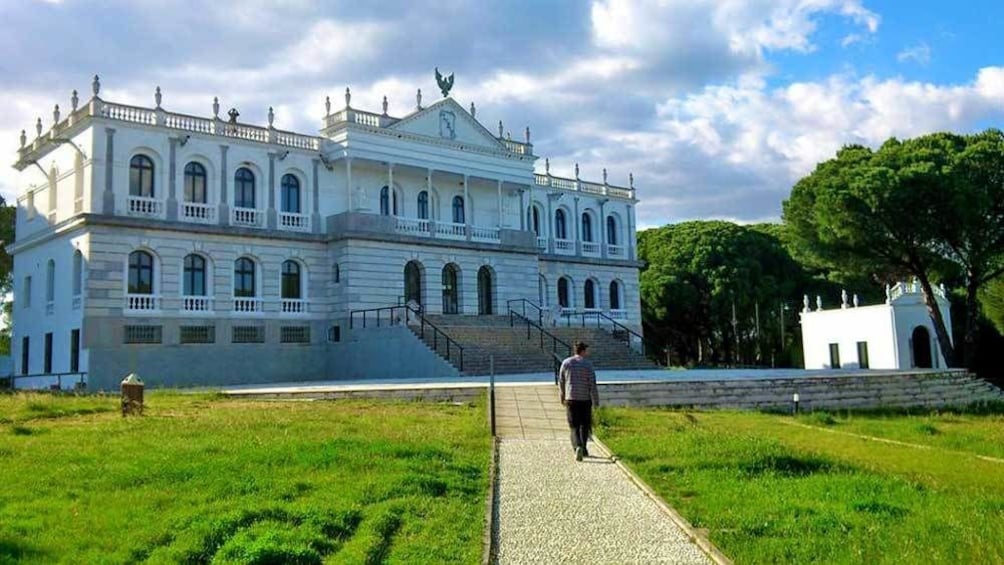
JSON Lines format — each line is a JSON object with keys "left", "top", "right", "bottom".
{"left": 3, "top": 0, "right": 1003, "bottom": 227}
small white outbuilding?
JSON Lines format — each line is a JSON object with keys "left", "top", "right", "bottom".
{"left": 800, "top": 281, "right": 953, "bottom": 370}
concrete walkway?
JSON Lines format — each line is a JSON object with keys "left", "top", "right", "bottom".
{"left": 491, "top": 385, "right": 713, "bottom": 564}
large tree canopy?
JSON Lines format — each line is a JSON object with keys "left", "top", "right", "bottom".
{"left": 783, "top": 130, "right": 1004, "bottom": 368}
{"left": 639, "top": 221, "right": 817, "bottom": 367}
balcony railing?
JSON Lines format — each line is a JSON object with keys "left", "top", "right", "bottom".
{"left": 609, "top": 309, "right": 627, "bottom": 321}
{"left": 45, "top": 301, "right": 54, "bottom": 316}
{"left": 181, "top": 202, "right": 217, "bottom": 224}
{"left": 536, "top": 236, "right": 548, "bottom": 251}
{"left": 233, "top": 297, "right": 262, "bottom": 313}
{"left": 554, "top": 239, "right": 574, "bottom": 253}
{"left": 127, "top": 196, "right": 164, "bottom": 218}
{"left": 582, "top": 241, "right": 600, "bottom": 255}
{"left": 470, "top": 225, "right": 500, "bottom": 242}
{"left": 532, "top": 173, "right": 634, "bottom": 200}
{"left": 72, "top": 295, "right": 81, "bottom": 310}
{"left": 396, "top": 217, "right": 431, "bottom": 235}
{"left": 231, "top": 207, "right": 262, "bottom": 227}
{"left": 608, "top": 244, "right": 625, "bottom": 257}
{"left": 126, "top": 293, "right": 160, "bottom": 312}
{"left": 435, "top": 221, "right": 466, "bottom": 240}
{"left": 182, "top": 296, "right": 212, "bottom": 313}
{"left": 279, "top": 211, "right": 311, "bottom": 231}
{"left": 281, "top": 298, "right": 306, "bottom": 314}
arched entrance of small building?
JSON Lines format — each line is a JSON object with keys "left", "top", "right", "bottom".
{"left": 404, "top": 261, "right": 423, "bottom": 307}
{"left": 477, "top": 266, "right": 493, "bottom": 315}
{"left": 912, "top": 326, "right": 933, "bottom": 368}
{"left": 442, "top": 263, "right": 460, "bottom": 315}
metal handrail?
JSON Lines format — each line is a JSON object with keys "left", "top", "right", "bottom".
{"left": 349, "top": 305, "right": 464, "bottom": 371}
{"left": 5, "top": 371, "right": 88, "bottom": 390}
{"left": 508, "top": 309, "right": 572, "bottom": 375}
{"left": 558, "top": 310, "right": 660, "bottom": 359}
{"left": 505, "top": 298, "right": 544, "bottom": 326}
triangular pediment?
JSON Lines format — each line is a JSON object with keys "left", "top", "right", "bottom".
{"left": 388, "top": 98, "right": 506, "bottom": 150}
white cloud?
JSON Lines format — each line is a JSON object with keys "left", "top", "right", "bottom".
{"left": 897, "top": 42, "right": 932, "bottom": 65}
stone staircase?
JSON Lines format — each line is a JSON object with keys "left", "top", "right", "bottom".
{"left": 412, "top": 315, "right": 657, "bottom": 376}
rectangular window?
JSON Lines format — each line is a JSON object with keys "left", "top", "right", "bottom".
{"left": 44, "top": 332, "right": 53, "bottom": 374}
{"left": 23, "top": 276, "right": 31, "bottom": 308}
{"left": 327, "top": 325, "right": 341, "bottom": 343}
{"left": 856, "top": 341, "right": 869, "bottom": 369}
{"left": 70, "top": 329, "right": 80, "bottom": 373}
{"left": 232, "top": 326, "right": 265, "bottom": 344}
{"left": 280, "top": 326, "right": 310, "bottom": 344}
{"left": 180, "top": 325, "right": 216, "bottom": 344}
{"left": 829, "top": 343, "right": 841, "bottom": 369}
{"left": 21, "top": 336, "right": 29, "bottom": 375}
{"left": 124, "top": 325, "right": 162, "bottom": 344}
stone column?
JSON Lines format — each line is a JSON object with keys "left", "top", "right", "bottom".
{"left": 519, "top": 188, "right": 526, "bottom": 231}
{"left": 102, "top": 127, "right": 115, "bottom": 214}
{"left": 627, "top": 203, "right": 635, "bottom": 260}
{"left": 463, "top": 174, "right": 470, "bottom": 240}
{"left": 546, "top": 193, "right": 554, "bottom": 254}
{"left": 387, "top": 163, "right": 394, "bottom": 215}
{"left": 573, "top": 196, "right": 581, "bottom": 255}
{"left": 218, "top": 144, "right": 229, "bottom": 226}
{"left": 496, "top": 179, "right": 503, "bottom": 228}
{"left": 599, "top": 200, "right": 608, "bottom": 259}
{"left": 311, "top": 158, "right": 321, "bottom": 233}
{"left": 345, "top": 156, "right": 353, "bottom": 211}
{"left": 427, "top": 168, "right": 436, "bottom": 235}
{"left": 267, "top": 153, "right": 277, "bottom": 229}
{"left": 167, "top": 137, "right": 179, "bottom": 220}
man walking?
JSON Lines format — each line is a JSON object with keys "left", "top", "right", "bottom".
{"left": 558, "top": 342, "right": 599, "bottom": 461}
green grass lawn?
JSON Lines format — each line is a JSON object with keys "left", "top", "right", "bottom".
{"left": 0, "top": 392, "right": 489, "bottom": 564}
{"left": 597, "top": 405, "right": 1004, "bottom": 564}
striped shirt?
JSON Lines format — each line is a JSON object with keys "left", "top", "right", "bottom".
{"left": 558, "top": 355, "right": 599, "bottom": 405}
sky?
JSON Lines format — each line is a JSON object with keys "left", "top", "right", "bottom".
{"left": 2, "top": 0, "right": 1003, "bottom": 228}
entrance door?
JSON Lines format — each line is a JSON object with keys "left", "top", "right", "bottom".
{"left": 404, "top": 261, "right": 422, "bottom": 307}
{"left": 912, "top": 326, "right": 933, "bottom": 368}
{"left": 442, "top": 264, "right": 459, "bottom": 315}
{"left": 477, "top": 266, "right": 493, "bottom": 315}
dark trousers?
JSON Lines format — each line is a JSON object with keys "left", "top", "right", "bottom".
{"left": 566, "top": 400, "right": 593, "bottom": 450}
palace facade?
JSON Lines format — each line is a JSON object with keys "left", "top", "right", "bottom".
{"left": 9, "top": 75, "right": 642, "bottom": 389}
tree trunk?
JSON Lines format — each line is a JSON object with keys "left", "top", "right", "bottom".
{"left": 963, "top": 274, "right": 981, "bottom": 369}
{"left": 916, "top": 274, "right": 957, "bottom": 367}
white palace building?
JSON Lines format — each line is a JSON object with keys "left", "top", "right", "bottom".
{"left": 8, "top": 73, "right": 644, "bottom": 389}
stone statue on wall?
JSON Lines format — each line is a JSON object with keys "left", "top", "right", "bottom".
{"left": 353, "top": 185, "right": 369, "bottom": 211}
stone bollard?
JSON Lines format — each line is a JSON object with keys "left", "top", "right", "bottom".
{"left": 121, "top": 373, "right": 144, "bottom": 416}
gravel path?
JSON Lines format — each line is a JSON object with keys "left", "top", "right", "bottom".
{"left": 494, "top": 438, "right": 711, "bottom": 564}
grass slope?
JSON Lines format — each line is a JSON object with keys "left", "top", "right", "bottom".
{"left": 0, "top": 392, "right": 489, "bottom": 564}
{"left": 598, "top": 407, "right": 1004, "bottom": 564}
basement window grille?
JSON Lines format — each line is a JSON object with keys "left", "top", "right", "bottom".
{"left": 180, "top": 325, "right": 215, "bottom": 344}
{"left": 232, "top": 326, "right": 265, "bottom": 344}
{"left": 281, "top": 326, "right": 310, "bottom": 344}
{"left": 124, "top": 325, "right": 162, "bottom": 344}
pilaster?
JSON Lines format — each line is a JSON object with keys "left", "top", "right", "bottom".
{"left": 267, "top": 153, "right": 277, "bottom": 229}
{"left": 218, "top": 144, "right": 229, "bottom": 226}
{"left": 166, "top": 137, "right": 179, "bottom": 220}
{"left": 102, "top": 127, "right": 116, "bottom": 214}
{"left": 311, "top": 158, "right": 321, "bottom": 234}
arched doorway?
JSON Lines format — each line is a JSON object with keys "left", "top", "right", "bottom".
{"left": 912, "top": 326, "right": 933, "bottom": 368}
{"left": 404, "top": 261, "right": 422, "bottom": 307}
{"left": 477, "top": 266, "right": 493, "bottom": 315}
{"left": 442, "top": 264, "right": 460, "bottom": 315}
{"left": 557, "top": 277, "right": 571, "bottom": 309}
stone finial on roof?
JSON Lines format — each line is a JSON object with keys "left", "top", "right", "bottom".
{"left": 498, "top": 120, "right": 503, "bottom": 138}
{"left": 603, "top": 168, "right": 608, "bottom": 184}
{"left": 35, "top": 117, "right": 42, "bottom": 137}
{"left": 853, "top": 294, "right": 860, "bottom": 307}
{"left": 575, "top": 162, "right": 580, "bottom": 179}
{"left": 382, "top": 95, "right": 389, "bottom": 115}
{"left": 268, "top": 106, "right": 274, "bottom": 127}
{"left": 92, "top": 74, "right": 100, "bottom": 97}
{"left": 506, "top": 130, "right": 511, "bottom": 141}
{"left": 939, "top": 282, "right": 946, "bottom": 296}
{"left": 470, "top": 101, "right": 476, "bottom": 117}
{"left": 345, "top": 87, "right": 352, "bottom": 108}
{"left": 803, "top": 294, "right": 810, "bottom": 313}
{"left": 816, "top": 295, "right": 823, "bottom": 311}
{"left": 841, "top": 289, "right": 848, "bottom": 309}
{"left": 416, "top": 88, "right": 422, "bottom": 111}
{"left": 71, "top": 90, "right": 79, "bottom": 112}
{"left": 19, "top": 129, "right": 26, "bottom": 149}
{"left": 53, "top": 104, "right": 60, "bottom": 125}
{"left": 325, "top": 95, "right": 331, "bottom": 116}
{"left": 885, "top": 284, "right": 892, "bottom": 304}
{"left": 545, "top": 157, "right": 550, "bottom": 175}
{"left": 629, "top": 172, "right": 634, "bottom": 189}
{"left": 154, "top": 86, "right": 162, "bottom": 109}
{"left": 525, "top": 126, "right": 531, "bottom": 144}
{"left": 213, "top": 97, "right": 220, "bottom": 119}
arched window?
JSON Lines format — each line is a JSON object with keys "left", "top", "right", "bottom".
{"left": 380, "top": 186, "right": 398, "bottom": 216}
{"left": 404, "top": 261, "right": 422, "bottom": 306}
{"left": 281, "top": 260, "right": 302, "bottom": 299}
{"left": 128, "top": 251, "right": 154, "bottom": 295}
{"left": 452, "top": 196, "right": 465, "bottom": 224}
{"left": 555, "top": 209, "right": 567, "bottom": 240}
{"left": 72, "top": 250, "right": 83, "bottom": 296}
{"left": 582, "top": 213, "right": 593, "bottom": 243}
{"left": 442, "top": 263, "right": 460, "bottom": 314}
{"left": 184, "top": 162, "right": 207, "bottom": 203}
{"left": 281, "top": 174, "right": 300, "bottom": 214}
{"left": 584, "top": 279, "right": 596, "bottom": 309}
{"left": 234, "top": 167, "right": 255, "bottom": 209}
{"left": 417, "top": 191, "right": 429, "bottom": 220}
{"left": 609, "top": 280, "right": 622, "bottom": 310}
{"left": 557, "top": 277, "right": 571, "bottom": 309}
{"left": 129, "top": 155, "right": 155, "bottom": 197}
{"left": 529, "top": 206, "right": 541, "bottom": 236}
{"left": 606, "top": 215, "right": 618, "bottom": 245}
{"left": 183, "top": 254, "right": 207, "bottom": 296}
{"left": 45, "top": 260, "right": 55, "bottom": 303}
{"left": 234, "top": 258, "right": 256, "bottom": 297}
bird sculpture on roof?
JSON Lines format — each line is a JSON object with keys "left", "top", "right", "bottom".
{"left": 435, "top": 67, "right": 455, "bottom": 97}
